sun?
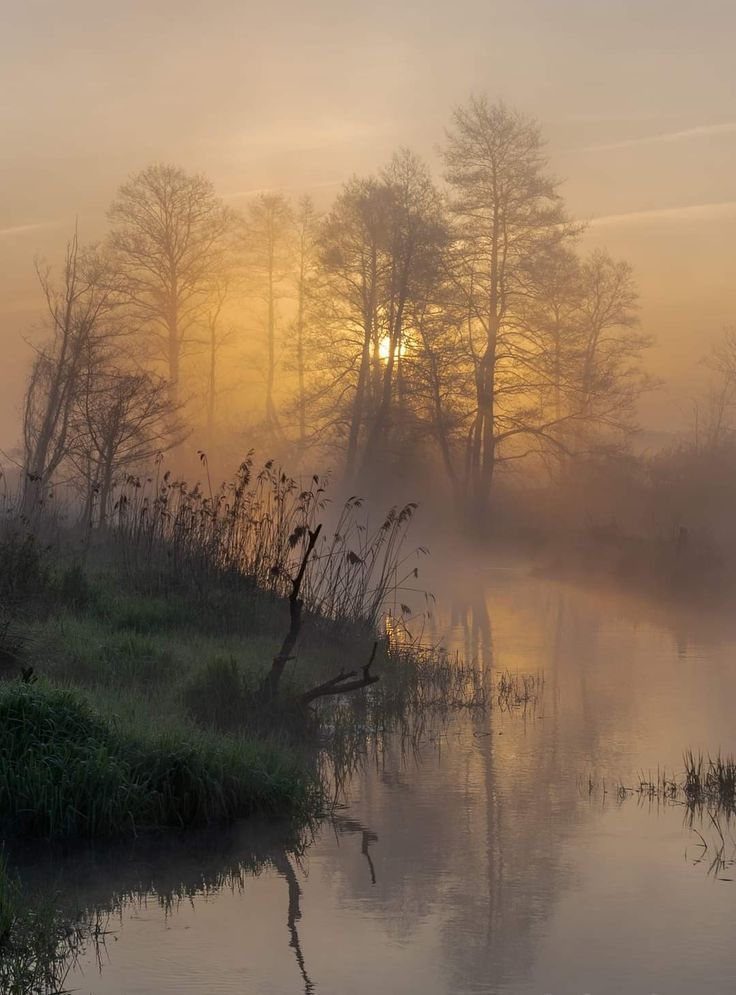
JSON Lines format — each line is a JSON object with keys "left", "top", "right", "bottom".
{"left": 378, "top": 333, "right": 412, "bottom": 362}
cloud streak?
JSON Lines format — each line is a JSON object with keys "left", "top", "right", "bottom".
{"left": 585, "top": 121, "right": 736, "bottom": 152}
{"left": 225, "top": 179, "right": 343, "bottom": 201}
{"left": 590, "top": 200, "right": 736, "bottom": 227}
{"left": 0, "top": 221, "right": 56, "bottom": 239}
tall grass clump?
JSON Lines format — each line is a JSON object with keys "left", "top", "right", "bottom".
{"left": 683, "top": 751, "right": 736, "bottom": 813}
{"left": 111, "top": 455, "right": 421, "bottom": 631}
{"left": 0, "top": 680, "right": 318, "bottom": 840}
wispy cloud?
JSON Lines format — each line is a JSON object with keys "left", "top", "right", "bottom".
{"left": 0, "top": 221, "right": 56, "bottom": 239}
{"left": 590, "top": 200, "right": 736, "bottom": 227}
{"left": 585, "top": 122, "right": 736, "bottom": 153}
{"left": 225, "top": 119, "right": 387, "bottom": 154}
{"left": 225, "top": 179, "right": 342, "bottom": 200}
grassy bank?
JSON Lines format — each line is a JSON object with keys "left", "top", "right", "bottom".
{"left": 0, "top": 463, "right": 473, "bottom": 840}
{"left": 0, "top": 681, "right": 314, "bottom": 838}
{"left": 0, "top": 539, "right": 357, "bottom": 839}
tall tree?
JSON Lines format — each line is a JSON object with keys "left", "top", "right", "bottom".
{"left": 443, "top": 98, "right": 576, "bottom": 522}
{"left": 202, "top": 271, "right": 238, "bottom": 451}
{"left": 22, "top": 233, "right": 119, "bottom": 516}
{"left": 291, "top": 196, "right": 320, "bottom": 449}
{"left": 242, "top": 193, "right": 293, "bottom": 436}
{"left": 108, "top": 163, "right": 232, "bottom": 405}
{"left": 318, "top": 177, "right": 391, "bottom": 475}
{"left": 358, "top": 150, "right": 448, "bottom": 475}
{"left": 316, "top": 154, "right": 447, "bottom": 479}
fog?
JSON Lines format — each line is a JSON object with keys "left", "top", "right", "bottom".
{"left": 4, "top": 1, "right": 736, "bottom": 573}
{"left": 6, "top": 6, "right": 736, "bottom": 994}
{"left": 3, "top": 0, "right": 736, "bottom": 456}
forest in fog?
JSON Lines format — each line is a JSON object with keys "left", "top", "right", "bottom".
{"left": 13, "top": 97, "right": 736, "bottom": 558}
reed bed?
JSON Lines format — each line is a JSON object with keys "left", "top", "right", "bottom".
{"left": 584, "top": 752, "right": 736, "bottom": 816}
{"left": 111, "top": 455, "right": 421, "bottom": 631}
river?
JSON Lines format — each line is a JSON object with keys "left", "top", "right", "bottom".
{"left": 40, "top": 561, "right": 736, "bottom": 993}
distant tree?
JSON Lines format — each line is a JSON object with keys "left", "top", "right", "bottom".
{"left": 574, "top": 249, "right": 648, "bottom": 434}
{"left": 514, "top": 245, "right": 649, "bottom": 484}
{"left": 316, "top": 153, "right": 447, "bottom": 479}
{"left": 22, "top": 232, "right": 119, "bottom": 516}
{"left": 242, "top": 193, "right": 293, "bottom": 437}
{"left": 108, "top": 164, "right": 233, "bottom": 405}
{"left": 202, "top": 270, "right": 239, "bottom": 452}
{"left": 409, "top": 296, "right": 472, "bottom": 502}
{"left": 317, "top": 176, "right": 391, "bottom": 474}
{"left": 518, "top": 244, "right": 583, "bottom": 425}
{"left": 70, "top": 367, "right": 187, "bottom": 526}
{"left": 357, "top": 150, "right": 449, "bottom": 476}
{"left": 695, "top": 326, "right": 736, "bottom": 451}
{"left": 443, "top": 98, "right": 577, "bottom": 522}
{"left": 290, "top": 196, "right": 320, "bottom": 449}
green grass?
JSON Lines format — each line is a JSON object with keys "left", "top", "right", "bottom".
{"left": 0, "top": 680, "right": 318, "bottom": 839}
{"left": 0, "top": 513, "right": 524, "bottom": 845}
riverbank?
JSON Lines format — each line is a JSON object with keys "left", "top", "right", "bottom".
{"left": 0, "top": 527, "right": 386, "bottom": 839}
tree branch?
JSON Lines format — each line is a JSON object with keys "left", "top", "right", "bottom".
{"left": 260, "top": 523, "right": 322, "bottom": 700}
{"left": 300, "top": 642, "right": 380, "bottom": 706}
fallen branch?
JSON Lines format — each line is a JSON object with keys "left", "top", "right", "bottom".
{"left": 300, "top": 642, "right": 380, "bottom": 706}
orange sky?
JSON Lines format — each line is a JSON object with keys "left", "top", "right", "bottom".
{"left": 2, "top": 0, "right": 735, "bottom": 451}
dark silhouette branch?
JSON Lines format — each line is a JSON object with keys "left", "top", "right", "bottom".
{"left": 300, "top": 641, "right": 379, "bottom": 706}
{"left": 260, "top": 523, "right": 322, "bottom": 700}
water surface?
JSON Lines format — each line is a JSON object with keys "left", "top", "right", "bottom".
{"left": 56, "top": 564, "right": 736, "bottom": 994}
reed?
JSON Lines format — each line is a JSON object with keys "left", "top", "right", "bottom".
{"left": 585, "top": 752, "right": 736, "bottom": 817}
{"left": 110, "top": 456, "right": 420, "bottom": 632}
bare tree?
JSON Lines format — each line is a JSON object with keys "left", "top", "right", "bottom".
{"left": 242, "top": 193, "right": 293, "bottom": 437}
{"left": 71, "top": 367, "right": 188, "bottom": 526}
{"left": 574, "top": 250, "right": 648, "bottom": 435}
{"left": 291, "top": 196, "right": 320, "bottom": 449}
{"left": 318, "top": 176, "right": 392, "bottom": 475}
{"left": 694, "top": 326, "right": 736, "bottom": 451}
{"left": 22, "top": 232, "right": 119, "bottom": 516}
{"left": 357, "top": 150, "right": 449, "bottom": 476}
{"left": 443, "top": 98, "right": 577, "bottom": 522}
{"left": 108, "top": 163, "right": 233, "bottom": 405}
{"left": 202, "top": 271, "right": 239, "bottom": 451}
{"left": 316, "top": 154, "right": 447, "bottom": 479}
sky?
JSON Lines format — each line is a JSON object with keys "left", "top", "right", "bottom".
{"left": 1, "top": 0, "right": 735, "bottom": 450}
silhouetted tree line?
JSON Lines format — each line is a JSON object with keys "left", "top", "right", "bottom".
{"left": 21, "top": 98, "right": 655, "bottom": 529}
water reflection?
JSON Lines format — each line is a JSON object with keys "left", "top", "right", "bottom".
{"left": 21, "top": 564, "right": 736, "bottom": 993}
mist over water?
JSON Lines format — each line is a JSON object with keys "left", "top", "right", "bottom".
{"left": 49, "top": 562, "right": 736, "bottom": 995}
{"left": 3, "top": 4, "right": 736, "bottom": 993}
